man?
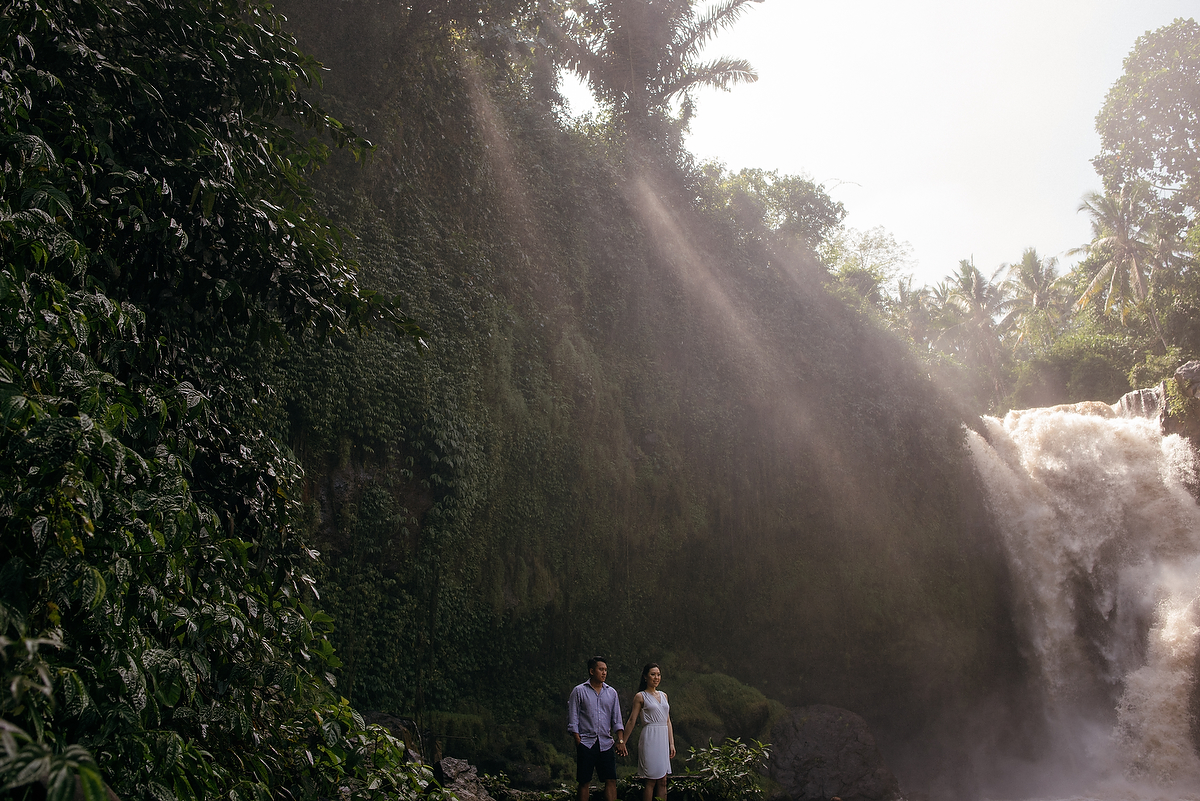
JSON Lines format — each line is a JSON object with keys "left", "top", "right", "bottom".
{"left": 567, "top": 656, "right": 627, "bottom": 801}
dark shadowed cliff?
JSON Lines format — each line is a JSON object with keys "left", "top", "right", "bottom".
{"left": 274, "top": 0, "right": 1026, "bottom": 785}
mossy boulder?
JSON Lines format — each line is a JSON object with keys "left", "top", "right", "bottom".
{"left": 1163, "top": 361, "right": 1200, "bottom": 442}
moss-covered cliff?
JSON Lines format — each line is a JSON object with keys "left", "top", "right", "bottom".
{"left": 274, "top": 0, "right": 1023, "bottom": 774}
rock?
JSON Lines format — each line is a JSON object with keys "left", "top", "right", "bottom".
{"left": 360, "top": 711, "right": 422, "bottom": 762}
{"left": 1113, "top": 364, "right": 1200, "bottom": 444}
{"left": 1176, "top": 361, "right": 1200, "bottom": 397}
{"left": 435, "top": 757, "right": 496, "bottom": 801}
{"left": 767, "top": 705, "right": 901, "bottom": 801}
{"left": 1162, "top": 364, "right": 1200, "bottom": 444}
{"left": 361, "top": 711, "right": 414, "bottom": 739}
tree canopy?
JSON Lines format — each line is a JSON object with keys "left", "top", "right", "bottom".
{"left": 545, "top": 0, "right": 762, "bottom": 125}
{"left": 1094, "top": 17, "right": 1200, "bottom": 216}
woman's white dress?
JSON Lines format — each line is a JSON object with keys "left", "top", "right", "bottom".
{"left": 637, "top": 690, "right": 671, "bottom": 780}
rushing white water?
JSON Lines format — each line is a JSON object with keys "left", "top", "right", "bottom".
{"left": 967, "top": 406, "right": 1200, "bottom": 800}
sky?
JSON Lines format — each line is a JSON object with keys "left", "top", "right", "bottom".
{"left": 560, "top": 1, "right": 1197, "bottom": 287}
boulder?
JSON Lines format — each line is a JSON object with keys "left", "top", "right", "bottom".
{"left": 360, "top": 711, "right": 422, "bottom": 762}
{"left": 767, "top": 705, "right": 901, "bottom": 801}
{"left": 1162, "top": 363, "right": 1200, "bottom": 443}
{"left": 1112, "top": 363, "right": 1200, "bottom": 444}
{"left": 435, "top": 757, "right": 496, "bottom": 801}
{"left": 1176, "top": 360, "right": 1200, "bottom": 397}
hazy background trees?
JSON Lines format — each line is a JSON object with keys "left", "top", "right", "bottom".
{"left": 822, "top": 16, "right": 1200, "bottom": 415}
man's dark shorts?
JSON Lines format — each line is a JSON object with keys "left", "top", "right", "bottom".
{"left": 575, "top": 741, "right": 617, "bottom": 784}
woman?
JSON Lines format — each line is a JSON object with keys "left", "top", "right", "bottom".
{"left": 624, "top": 663, "right": 675, "bottom": 801}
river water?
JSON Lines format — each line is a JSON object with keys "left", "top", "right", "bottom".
{"left": 967, "top": 407, "right": 1200, "bottom": 801}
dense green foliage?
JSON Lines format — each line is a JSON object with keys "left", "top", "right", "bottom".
{"left": 0, "top": 0, "right": 432, "bottom": 798}
{"left": 671, "top": 738, "right": 770, "bottom": 801}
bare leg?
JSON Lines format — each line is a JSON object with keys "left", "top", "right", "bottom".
{"left": 605, "top": 779, "right": 617, "bottom": 801}
{"left": 578, "top": 784, "right": 590, "bottom": 801}
{"left": 642, "top": 779, "right": 655, "bottom": 801}
{"left": 654, "top": 778, "right": 667, "bottom": 800}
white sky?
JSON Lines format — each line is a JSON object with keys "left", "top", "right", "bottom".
{"left": 560, "top": 1, "right": 1197, "bottom": 287}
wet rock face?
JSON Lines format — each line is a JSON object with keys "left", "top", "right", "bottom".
{"left": 1163, "top": 362, "right": 1200, "bottom": 443}
{"left": 1111, "top": 363, "right": 1200, "bottom": 446}
{"left": 1114, "top": 387, "right": 1163, "bottom": 419}
{"left": 767, "top": 705, "right": 901, "bottom": 801}
{"left": 1176, "top": 361, "right": 1200, "bottom": 395}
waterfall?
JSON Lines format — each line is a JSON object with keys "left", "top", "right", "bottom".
{"left": 967, "top": 405, "right": 1200, "bottom": 798}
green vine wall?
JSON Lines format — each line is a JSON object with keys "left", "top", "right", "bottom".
{"left": 275, "top": 0, "right": 1023, "bottom": 774}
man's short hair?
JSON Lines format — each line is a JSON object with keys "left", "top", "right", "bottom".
{"left": 587, "top": 656, "right": 607, "bottom": 672}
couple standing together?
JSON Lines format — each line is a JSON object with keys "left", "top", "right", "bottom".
{"left": 567, "top": 657, "right": 676, "bottom": 801}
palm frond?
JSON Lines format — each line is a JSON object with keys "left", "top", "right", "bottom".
{"left": 540, "top": 7, "right": 617, "bottom": 99}
{"left": 1075, "top": 261, "right": 1114, "bottom": 312}
{"left": 659, "top": 57, "right": 757, "bottom": 101}
{"left": 1129, "top": 257, "right": 1148, "bottom": 300}
{"left": 676, "top": 0, "right": 764, "bottom": 63}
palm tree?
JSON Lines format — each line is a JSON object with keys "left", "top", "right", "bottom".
{"left": 544, "top": 0, "right": 762, "bottom": 123}
{"left": 1002, "top": 247, "right": 1070, "bottom": 350}
{"left": 1073, "top": 183, "right": 1169, "bottom": 350}
{"left": 946, "top": 260, "right": 1009, "bottom": 335}
{"left": 924, "top": 279, "right": 957, "bottom": 347}
{"left": 940, "top": 259, "right": 1010, "bottom": 400}
{"left": 889, "top": 275, "right": 932, "bottom": 348}
{"left": 927, "top": 280, "right": 953, "bottom": 313}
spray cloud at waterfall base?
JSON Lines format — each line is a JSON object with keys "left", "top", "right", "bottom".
{"left": 968, "top": 403, "right": 1200, "bottom": 800}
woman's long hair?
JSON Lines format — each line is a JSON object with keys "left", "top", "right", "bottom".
{"left": 638, "top": 663, "right": 660, "bottom": 692}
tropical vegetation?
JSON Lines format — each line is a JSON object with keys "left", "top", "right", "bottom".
{"left": 3, "top": 0, "right": 1199, "bottom": 799}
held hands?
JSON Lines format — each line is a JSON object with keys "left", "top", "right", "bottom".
{"left": 616, "top": 739, "right": 629, "bottom": 757}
